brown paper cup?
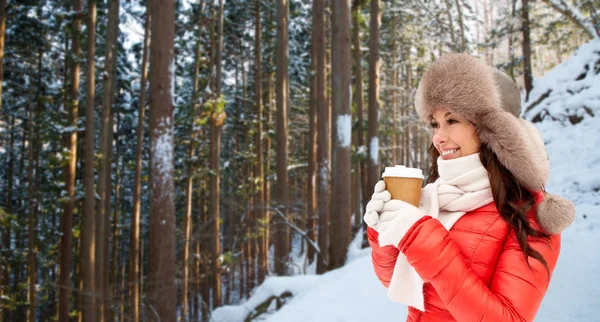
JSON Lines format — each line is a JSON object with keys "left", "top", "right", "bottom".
{"left": 383, "top": 176, "right": 423, "bottom": 207}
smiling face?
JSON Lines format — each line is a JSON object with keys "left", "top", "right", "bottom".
{"left": 430, "top": 108, "right": 481, "bottom": 160}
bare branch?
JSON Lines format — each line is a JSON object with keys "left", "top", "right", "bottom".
{"left": 269, "top": 206, "right": 329, "bottom": 270}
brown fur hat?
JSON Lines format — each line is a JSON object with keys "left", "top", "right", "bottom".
{"left": 415, "top": 53, "right": 575, "bottom": 234}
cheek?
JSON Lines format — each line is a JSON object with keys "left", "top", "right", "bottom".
{"left": 468, "top": 130, "right": 481, "bottom": 152}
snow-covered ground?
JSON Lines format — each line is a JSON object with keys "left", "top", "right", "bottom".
{"left": 211, "top": 40, "right": 600, "bottom": 322}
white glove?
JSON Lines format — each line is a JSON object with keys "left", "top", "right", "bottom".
{"left": 376, "top": 204, "right": 426, "bottom": 247}
{"left": 363, "top": 180, "right": 427, "bottom": 247}
{"left": 364, "top": 180, "right": 417, "bottom": 229}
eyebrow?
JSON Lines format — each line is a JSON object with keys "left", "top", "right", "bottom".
{"left": 431, "top": 111, "right": 454, "bottom": 122}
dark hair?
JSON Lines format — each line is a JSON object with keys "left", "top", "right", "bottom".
{"left": 427, "top": 143, "right": 550, "bottom": 272}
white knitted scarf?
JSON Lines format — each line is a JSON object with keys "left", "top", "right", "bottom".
{"left": 387, "top": 153, "right": 494, "bottom": 311}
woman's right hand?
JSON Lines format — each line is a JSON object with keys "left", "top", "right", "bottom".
{"left": 363, "top": 180, "right": 414, "bottom": 230}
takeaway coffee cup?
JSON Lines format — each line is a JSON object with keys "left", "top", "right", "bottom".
{"left": 381, "top": 166, "right": 424, "bottom": 207}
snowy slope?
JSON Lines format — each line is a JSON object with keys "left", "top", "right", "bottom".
{"left": 211, "top": 41, "right": 600, "bottom": 322}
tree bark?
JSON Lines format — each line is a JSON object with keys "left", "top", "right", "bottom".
{"left": 109, "top": 113, "right": 121, "bottom": 322}
{"left": 261, "top": 7, "right": 274, "bottom": 280}
{"left": 508, "top": 0, "right": 517, "bottom": 81}
{"left": 329, "top": 0, "right": 352, "bottom": 270}
{"left": 15, "top": 96, "right": 29, "bottom": 322}
{"left": 209, "top": 0, "right": 226, "bottom": 308}
{"left": 26, "top": 67, "right": 38, "bottom": 322}
{"left": 352, "top": 0, "right": 369, "bottom": 249}
{"left": 522, "top": 0, "right": 533, "bottom": 101}
{"left": 58, "top": 0, "right": 82, "bottom": 320}
{"left": 274, "top": 0, "right": 290, "bottom": 276}
{"left": 129, "top": 6, "right": 149, "bottom": 322}
{"left": 390, "top": 16, "right": 398, "bottom": 166}
{"left": 254, "top": 0, "right": 267, "bottom": 283}
{"left": 454, "top": 0, "right": 466, "bottom": 52}
{"left": 2, "top": 116, "right": 15, "bottom": 322}
{"left": 147, "top": 0, "right": 176, "bottom": 319}
{"left": 96, "top": 1, "right": 119, "bottom": 318}
{"left": 182, "top": 0, "right": 203, "bottom": 317}
{"left": 367, "top": 0, "right": 380, "bottom": 206}
{"left": 307, "top": 0, "right": 320, "bottom": 265}
{"left": 0, "top": 0, "right": 5, "bottom": 114}
{"left": 314, "top": 0, "right": 329, "bottom": 275}
{"left": 443, "top": 0, "right": 457, "bottom": 51}
{"left": 105, "top": 8, "right": 120, "bottom": 321}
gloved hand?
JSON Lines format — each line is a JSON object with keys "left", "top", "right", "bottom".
{"left": 363, "top": 180, "right": 428, "bottom": 248}
{"left": 364, "top": 180, "right": 417, "bottom": 228}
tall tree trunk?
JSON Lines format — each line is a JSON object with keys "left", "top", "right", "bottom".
{"left": 26, "top": 68, "right": 38, "bottom": 322}
{"left": 274, "top": 0, "right": 290, "bottom": 276}
{"left": 200, "top": 181, "right": 210, "bottom": 320}
{"left": 119, "top": 237, "right": 126, "bottom": 321}
{"left": 522, "top": 0, "right": 533, "bottom": 101}
{"left": 106, "top": 8, "right": 120, "bottom": 320}
{"left": 260, "top": 5, "right": 274, "bottom": 284}
{"left": 2, "top": 116, "right": 15, "bottom": 322}
{"left": 329, "top": 0, "right": 352, "bottom": 270}
{"left": 254, "top": 0, "right": 268, "bottom": 283}
{"left": 147, "top": 0, "right": 176, "bottom": 319}
{"left": 390, "top": 16, "right": 398, "bottom": 166}
{"left": 507, "top": 0, "right": 517, "bottom": 81}
{"left": 33, "top": 56, "right": 43, "bottom": 322}
{"left": 130, "top": 6, "right": 150, "bottom": 322}
{"left": 183, "top": 0, "right": 204, "bottom": 314}
{"left": 367, "top": 0, "right": 380, "bottom": 206}
{"left": 443, "top": 0, "right": 457, "bottom": 51}
{"left": 75, "top": 221, "right": 82, "bottom": 322}
{"left": 96, "top": 1, "right": 119, "bottom": 318}
{"left": 58, "top": 0, "right": 82, "bottom": 319}
{"left": 109, "top": 113, "right": 121, "bottom": 322}
{"left": 352, "top": 0, "right": 369, "bottom": 249}
{"left": 307, "top": 0, "right": 319, "bottom": 265}
{"left": 209, "top": 0, "right": 226, "bottom": 308}
{"left": 0, "top": 0, "right": 5, "bottom": 114}
{"left": 403, "top": 49, "right": 412, "bottom": 167}
{"left": 82, "top": 1, "right": 97, "bottom": 320}
{"left": 315, "top": 0, "right": 329, "bottom": 275}
{"left": 15, "top": 100, "right": 29, "bottom": 322}
{"left": 454, "top": 0, "right": 466, "bottom": 52}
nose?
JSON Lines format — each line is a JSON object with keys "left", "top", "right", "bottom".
{"left": 432, "top": 127, "right": 448, "bottom": 146}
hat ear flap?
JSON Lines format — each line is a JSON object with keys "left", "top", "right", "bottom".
{"left": 536, "top": 193, "right": 576, "bottom": 235}
{"left": 477, "top": 111, "right": 546, "bottom": 191}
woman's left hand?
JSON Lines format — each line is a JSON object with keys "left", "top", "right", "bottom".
{"left": 367, "top": 200, "right": 428, "bottom": 248}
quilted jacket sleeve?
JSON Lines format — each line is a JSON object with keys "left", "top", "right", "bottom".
{"left": 398, "top": 216, "right": 561, "bottom": 322}
{"left": 367, "top": 227, "right": 399, "bottom": 288}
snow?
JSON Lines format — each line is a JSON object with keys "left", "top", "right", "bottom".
{"left": 151, "top": 117, "right": 174, "bottom": 194}
{"left": 356, "top": 145, "right": 367, "bottom": 159}
{"left": 210, "top": 41, "right": 600, "bottom": 322}
{"left": 545, "top": 0, "right": 598, "bottom": 38}
{"left": 369, "top": 137, "right": 379, "bottom": 165}
{"left": 524, "top": 39, "right": 600, "bottom": 123}
{"left": 336, "top": 114, "right": 352, "bottom": 148}
{"left": 170, "top": 57, "right": 176, "bottom": 107}
{"left": 319, "top": 161, "right": 328, "bottom": 190}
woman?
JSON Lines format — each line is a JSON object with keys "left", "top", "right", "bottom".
{"left": 363, "top": 54, "right": 575, "bottom": 322}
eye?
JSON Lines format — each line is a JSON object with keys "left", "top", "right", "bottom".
{"left": 429, "top": 121, "right": 439, "bottom": 129}
{"left": 446, "top": 118, "right": 458, "bottom": 125}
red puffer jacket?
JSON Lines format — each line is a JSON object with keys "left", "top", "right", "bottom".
{"left": 368, "top": 191, "right": 561, "bottom": 322}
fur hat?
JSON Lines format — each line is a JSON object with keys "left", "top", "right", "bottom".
{"left": 415, "top": 53, "right": 575, "bottom": 234}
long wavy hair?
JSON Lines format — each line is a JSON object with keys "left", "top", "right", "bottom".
{"left": 427, "top": 143, "right": 550, "bottom": 271}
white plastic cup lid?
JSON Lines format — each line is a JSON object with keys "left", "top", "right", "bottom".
{"left": 382, "top": 165, "right": 424, "bottom": 179}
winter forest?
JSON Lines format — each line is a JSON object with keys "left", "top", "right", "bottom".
{"left": 0, "top": 0, "right": 598, "bottom": 321}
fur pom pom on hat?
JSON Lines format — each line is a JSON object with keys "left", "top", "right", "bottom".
{"left": 415, "top": 53, "right": 575, "bottom": 234}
